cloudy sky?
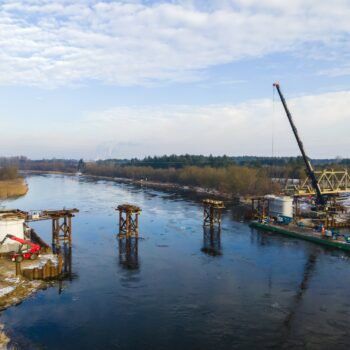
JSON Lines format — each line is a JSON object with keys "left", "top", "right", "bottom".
{"left": 0, "top": 0, "right": 349, "bottom": 159}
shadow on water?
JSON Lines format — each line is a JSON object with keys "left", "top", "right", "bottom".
{"left": 201, "top": 226, "right": 222, "bottom": 257}
{"left": 274, "top": 251, "right": 318, "bottom": 348}
{"left": 284, "top": 253, "right": 317, "bottom": 327}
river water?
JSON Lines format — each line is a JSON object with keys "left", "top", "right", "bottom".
{"left": 1, "top": 174, "right": 350, "bottom": 349}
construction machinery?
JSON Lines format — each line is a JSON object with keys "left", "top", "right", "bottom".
{"left": 273, "top": 82, "right": 350, "bottom": 229}
{"left": 273, "top": 82, "right": 326, "bottom": 207}
{"left": 0, "top": 234, "right": 41, "bottom": 262}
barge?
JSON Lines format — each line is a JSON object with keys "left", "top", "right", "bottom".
{"left": 250, "top": 221, "right": 350, "bottom": 252}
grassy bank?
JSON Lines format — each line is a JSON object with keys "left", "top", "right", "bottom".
{"left": 0, "top": 179, "right": 28, "bottom": 199}
{"left": 0, "top": 166, "right": 28, "bottom": 199}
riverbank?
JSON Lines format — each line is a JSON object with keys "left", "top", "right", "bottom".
{"left": 0, "top": 257, "right": 54, "bottom": 349}
{"left": 0, "top": 179, "right": 28, "bottom": 199}
{"left": 0, "top": 323, "right": 9, "bottom": 350}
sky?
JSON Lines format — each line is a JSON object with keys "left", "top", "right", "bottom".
{"left": 0, "top": 0, "right": 350, "bottom": 160}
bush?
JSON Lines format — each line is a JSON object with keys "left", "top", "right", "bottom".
{"left": 0, "top": 166, "right": 19, "bottom": 180}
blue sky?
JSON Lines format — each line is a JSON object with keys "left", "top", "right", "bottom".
{"left": 1, "top": 0, "right": 350, "bottom": 159}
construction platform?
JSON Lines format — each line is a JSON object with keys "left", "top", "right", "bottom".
{"left": 250, "top": 221, "right": 350, "bottom": 252}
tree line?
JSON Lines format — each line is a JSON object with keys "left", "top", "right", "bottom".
{"left": 0, "top": 155, "right": 349, "bottom": 196}
{"left": 0, "top": 157, "right": 78, "bottom": 172}
{"left": 84, "top": 162, "right": 280, "bottom": 196}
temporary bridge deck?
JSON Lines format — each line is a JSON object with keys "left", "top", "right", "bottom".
{"left": 0, "top": 208, "right": 79, "bottom": 248}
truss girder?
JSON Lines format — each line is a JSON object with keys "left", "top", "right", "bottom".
{"left": 286, "top": 170, "right": 350, "bottom": 196}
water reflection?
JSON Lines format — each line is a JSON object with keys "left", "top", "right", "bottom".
{"left": 62, "top": 244, "right": 73, "bottom": 279}
{"left": 58, "top": 243, "right": 77, "bottom": 294}
{"left": 118, "top": 236, "right": 139, "bottom": 270}
{"left": 201, "top": 226, "right": 222, "bottom": 256}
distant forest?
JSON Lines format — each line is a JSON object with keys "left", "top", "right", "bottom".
{"left": 1, "top": 155, "right": 348, "bottom": 172}
{"left": 0, "top": 155, "right": 349, "bottom": 196}
{"left": 103, "top": 155, "right": 350, "bottom": 169}
{"left": 0, "top": 157, "right": 79, "bottom": 173}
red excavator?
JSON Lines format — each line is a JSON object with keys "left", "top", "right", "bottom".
{"left": 0, "top": 234, "right": 41, "bottom": 262}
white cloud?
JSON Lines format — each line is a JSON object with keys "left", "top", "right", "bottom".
{"left": 81, "top": 89, "right": 350, "bottom": 159}
{"left": 1, "top": 0, "right": 350, "bottom": 87}
{"left": 1, "top": 89, "right": 347, "bottom": 159}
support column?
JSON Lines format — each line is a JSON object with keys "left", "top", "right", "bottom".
{"left": 51, "top": 215, "right": 74, "bottom": 251}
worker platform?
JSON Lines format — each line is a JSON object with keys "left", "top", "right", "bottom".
{"left": 25, "top": 208, "right": 79, "bottom": 222}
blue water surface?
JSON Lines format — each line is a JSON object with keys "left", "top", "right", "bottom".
{"left": 1, "top": 174, "right": 350, "bottom": 350}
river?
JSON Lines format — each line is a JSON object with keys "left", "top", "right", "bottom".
{"left": 1, "top": 174, "right": 350, "bottom": 349}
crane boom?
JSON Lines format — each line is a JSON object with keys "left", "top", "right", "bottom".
{"left": 273, "top": 83, "right": 326, "bottom": 206}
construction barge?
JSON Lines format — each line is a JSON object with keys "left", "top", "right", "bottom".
{"left": 250, "top": 221, "right": 350, "bottom": 252}
{"left": 247, "top": 83, "right": 350, "bottom": 253}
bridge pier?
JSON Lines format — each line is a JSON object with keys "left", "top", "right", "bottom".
{"left": 203, "top": 199, "right": 224, "bottom": 227}
{"left": 116, "top": 204, "right": 141, "bottom": 236}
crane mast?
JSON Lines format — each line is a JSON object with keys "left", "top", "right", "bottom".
{"left": 273, "top": 83, "right": 326, "bottom": 206}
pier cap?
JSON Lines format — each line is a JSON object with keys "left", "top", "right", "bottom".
{"left": 116, "top": 204, "right": 141, "bottom": 213}
{"left": 202, "top": 199, "right": 225, "bottom": 208}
